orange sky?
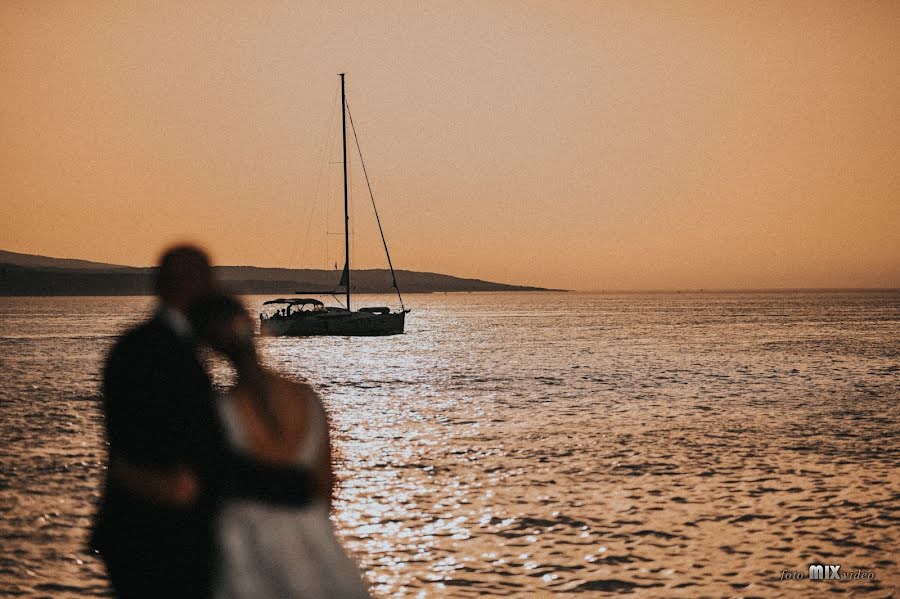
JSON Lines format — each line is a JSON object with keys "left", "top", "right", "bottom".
{"left": 1, "top": 1, "right": 898, "bottom": 290}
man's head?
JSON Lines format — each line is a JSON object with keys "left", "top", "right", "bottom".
{"left": 155, "top": 245, "right": 215, "bottom": 312}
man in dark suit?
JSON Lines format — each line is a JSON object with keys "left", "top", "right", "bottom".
{"left": 91, "top": 246, "right": 314, "bottom": 598}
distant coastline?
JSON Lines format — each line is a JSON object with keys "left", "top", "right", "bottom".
{"left": 0, "top": 249, "right": 562, "bottom": 296}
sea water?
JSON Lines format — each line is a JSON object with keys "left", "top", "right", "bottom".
{"left": 1, "top": 292, "right": 897, "bottom": 596}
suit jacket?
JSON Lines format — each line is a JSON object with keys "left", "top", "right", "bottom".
{"left": 92, "top": 314, "right": 221, "bottom": 596}
{"left": 92, "top": 313, "right": 317, "bottom": 598}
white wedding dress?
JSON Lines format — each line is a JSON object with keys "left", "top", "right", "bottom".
{"left": 214, "top": 394, "right": 370, "bottom": 599}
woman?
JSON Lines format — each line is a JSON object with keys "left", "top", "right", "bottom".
{"left": 188, "top": 293, "right": 370, "bottom": 599}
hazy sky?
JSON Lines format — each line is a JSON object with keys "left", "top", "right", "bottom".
{"left": 2, "top": 1, "right": 898, "bottom": 290}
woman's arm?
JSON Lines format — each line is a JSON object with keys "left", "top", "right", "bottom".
{"left": 111, "top": 458, "right": 200, "bottom": 507}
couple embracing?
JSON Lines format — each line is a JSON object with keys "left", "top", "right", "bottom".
{"left": 90, "top": 245, "right": 369, "bottom": 599}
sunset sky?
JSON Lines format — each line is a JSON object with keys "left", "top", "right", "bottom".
{"left": 1, "top": 1, "right": 897, "bottom": 290}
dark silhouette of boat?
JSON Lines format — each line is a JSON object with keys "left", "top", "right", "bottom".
{"left": 260, "top": 74, "right": 408, "bottom": 337}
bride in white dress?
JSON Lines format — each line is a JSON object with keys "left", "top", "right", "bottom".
{"left": 189, "top": 294, "right": 370, "bottom": 599}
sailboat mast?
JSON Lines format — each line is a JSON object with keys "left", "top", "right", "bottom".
{"left": 340, "top": 73, "right": 351, "bottom": 311}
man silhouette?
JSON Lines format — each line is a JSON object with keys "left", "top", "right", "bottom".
{"left": 91, "top": 245, "right": 314, "bottom": 598}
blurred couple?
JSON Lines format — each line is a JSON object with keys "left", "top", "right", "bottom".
{"left": 90, "top": 245, "right": 369, "bottom": 599}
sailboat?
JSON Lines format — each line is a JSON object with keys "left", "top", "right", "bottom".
{"left": 260, "top": 74, "right": 409, "bottom": 336}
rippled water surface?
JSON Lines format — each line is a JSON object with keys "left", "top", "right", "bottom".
{"left": 1, "top": 292, "right": 898, "bottom": 597}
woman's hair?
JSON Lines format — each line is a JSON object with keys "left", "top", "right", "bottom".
{"left": 189, "top": 293, "right": 282, "bottom": 436}
{"left": 187, "top": 292, "right": 254, "bottom": 360}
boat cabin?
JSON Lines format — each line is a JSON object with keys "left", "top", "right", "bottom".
{"left": 260, "top": 298, "right": 325, "bottom": 320}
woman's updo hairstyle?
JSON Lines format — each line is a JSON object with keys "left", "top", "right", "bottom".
{"left": 187, "top": 292, "right": 255, "bottom": 361}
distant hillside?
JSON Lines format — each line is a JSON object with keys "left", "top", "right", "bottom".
{"left": 0, "top": 250, "right": 559, "bottom": 295}
{"left": 0, "top": 249, "right": 123, "bottom": 270}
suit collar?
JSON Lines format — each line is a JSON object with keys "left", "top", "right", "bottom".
{"left": 156, "top": 306, "right": 193, "bottom": 341}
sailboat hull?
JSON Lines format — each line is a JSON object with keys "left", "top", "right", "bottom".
{"left": 260, "top": 311, "right": 405, "bottom": 337}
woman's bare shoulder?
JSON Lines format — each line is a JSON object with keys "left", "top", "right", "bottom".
{"left": 266, "top": 372, "right": 322, "bottom": 405}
